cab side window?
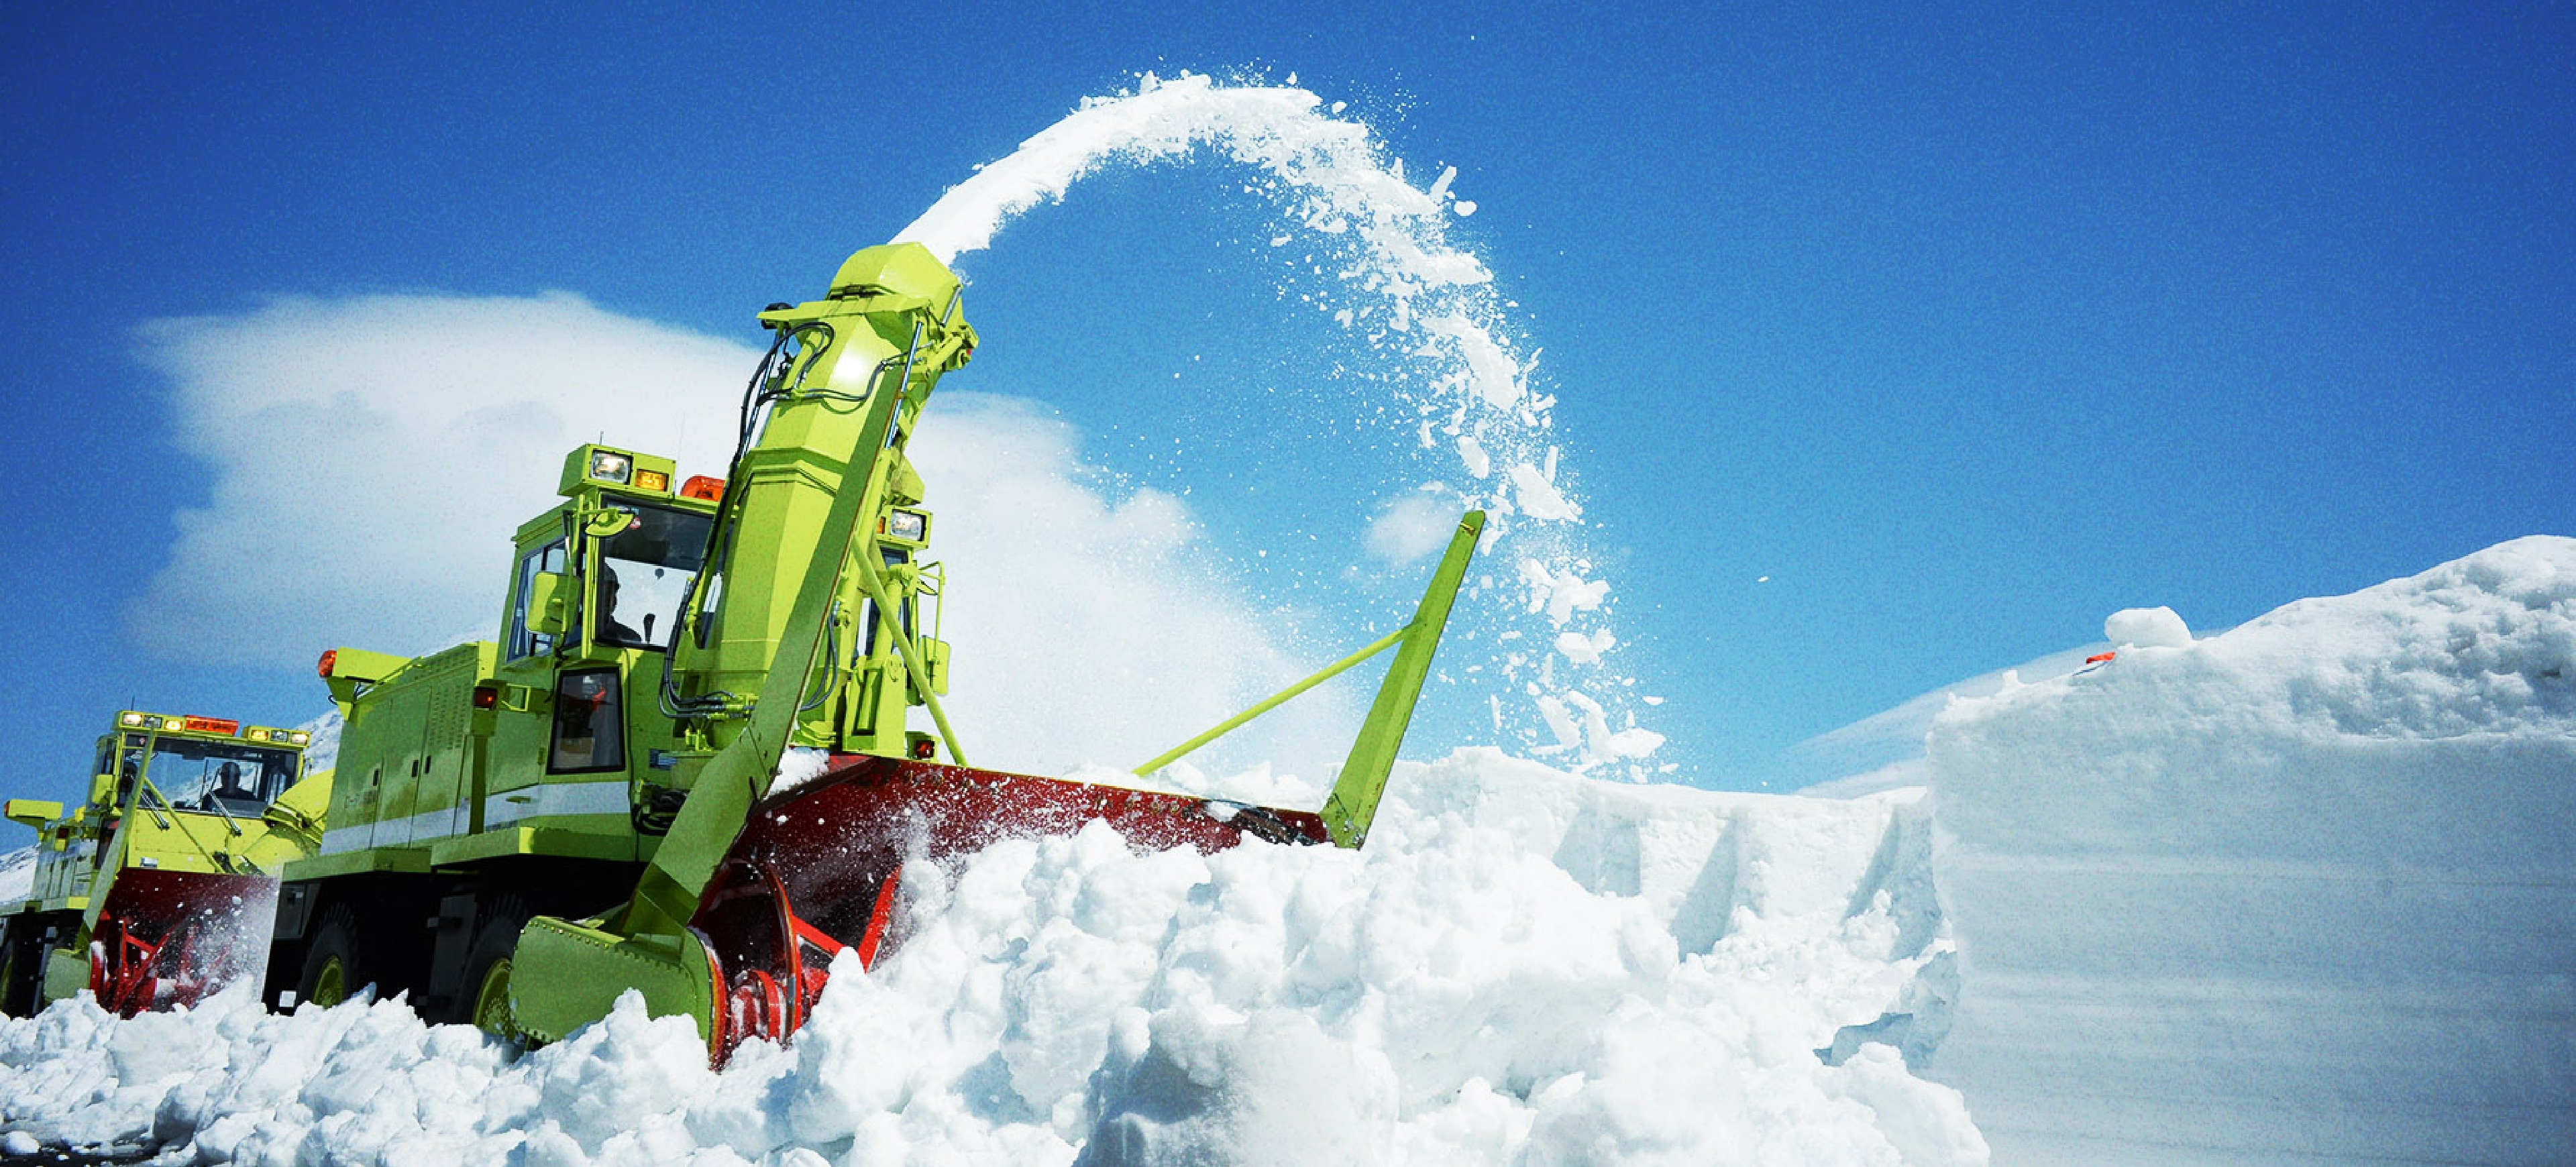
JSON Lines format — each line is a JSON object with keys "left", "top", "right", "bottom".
{"left": 549, "top": 668, "right": 625, "bottom": 774}
{"left": 508, "top": 539, "right": 570, "bottom": 661}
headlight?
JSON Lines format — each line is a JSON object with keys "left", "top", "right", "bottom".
{"left": 118, "top": 712, "right": 144, "bottom": 727}
{"left": 589, "top": 450, "right": 633, "bottom": 484}
{"left": 289, "top": 732, "right": 310, "bottom": 745}
{"left": 247, "top": 729, "right": 269, "bottom": 741}
{"left": 161, "top": 717, "right": 184, "bottom": 730}
{"left": 887, "top": 509, "right": 928, "bottom": 542}
{"left": 634, "top": 469, "right": 669, "bottom": 492}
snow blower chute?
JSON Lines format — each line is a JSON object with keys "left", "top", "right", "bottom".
{"left": 268, "top": 242, "right": 1483, "bottom": 1061}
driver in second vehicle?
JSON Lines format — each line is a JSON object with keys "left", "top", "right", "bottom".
{"left": 595, "top": 565, "right": 642, "bottom": 645}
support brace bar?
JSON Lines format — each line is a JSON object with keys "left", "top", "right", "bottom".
{"left": 1132, "top": 625, "right": 1409, "bottom": 777}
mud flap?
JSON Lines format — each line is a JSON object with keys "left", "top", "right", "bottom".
{"left": 40, "top": 948, "right": 86, "bottom": 1005}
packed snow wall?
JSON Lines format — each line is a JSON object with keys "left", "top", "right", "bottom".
{"left": 1924, "top": 535, "right": 2576, "bottom": 1166}
{"left": 0, "top": 750, "right": 1986, "bottom": 1166}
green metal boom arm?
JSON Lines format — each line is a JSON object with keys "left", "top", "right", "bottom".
{"left": 623, "top": 365, "right": 913, "bottom": 937}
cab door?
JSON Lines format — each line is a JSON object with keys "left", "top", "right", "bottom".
{"left": 486, "top": 536, "right": 569, "bottom": 828}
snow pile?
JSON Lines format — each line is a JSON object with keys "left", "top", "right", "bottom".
{"left": 0, "top": 848, "right": 33, "bottom": 904}
{"left": 898, "top": 73, "right": 1653, "bottom": 771}
{"left": 1925, "top": 536, "right": 2576, "bottom": 1166}
{"left": 0, "top": 749, "right": 1982, "bottom": 1165}
{"left": 294, "top": 711, "right": 340, "bottom": 775}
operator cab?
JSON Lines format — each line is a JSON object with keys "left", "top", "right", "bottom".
{"left": 504, "top": 446, "right": 718, "bottom": 663}
{"left": 488, "top": 445, "right": 722, "bottom": 787}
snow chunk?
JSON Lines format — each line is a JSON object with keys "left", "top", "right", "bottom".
{"left": 1509, "top": 463, "right": 1582, "bottom": 522}
{"left": 2102, "top": 605, "right": 2190, "bottom": 648}
{"left": 1518, "top": 559, "right": 1610, "bottom": 626}
{"left": 771, "top": 746, "right": 833, "bottom": 795}
{"left": 1424, "top": 315, "right": 1524, "bottom": 410}
{"left": 1554, "top": 628, "right": 1615, "bottom": 665}
{"left": 1456, "top": 433, "right": 1491, "bottom": 479}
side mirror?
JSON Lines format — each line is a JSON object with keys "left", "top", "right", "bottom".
{"left": 529, "top": 571, "right": 572, "bottom": 636}
{"left": 4, "top": 799, "right": 62, "bottom": 830}
{"left": 920, "top": 637, "right": 951, "bottom": 697}
{"left": 583, "top": 509, "right": 639, "bottom": 538}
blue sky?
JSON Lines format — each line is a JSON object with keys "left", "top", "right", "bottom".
{"left": 3, "top": 3, "right": 2569, "bottom": 805}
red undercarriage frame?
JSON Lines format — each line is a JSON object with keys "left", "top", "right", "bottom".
{"left": 87, "top": 868, "right": 276, "bottom": 1017}
{"left": 686, "top": 756, "right": 1327, "bottom": 1060}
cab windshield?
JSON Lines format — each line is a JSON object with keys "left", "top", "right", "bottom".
{"left": 596, "top": 503, "right": 714, "bottom": 651}
{"left": 121, "top": 734, "right": 300, "bottom": 816}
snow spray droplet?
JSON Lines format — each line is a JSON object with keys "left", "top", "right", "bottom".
{"left": 895, "top": 72, "right": 1656, "bottom": 774}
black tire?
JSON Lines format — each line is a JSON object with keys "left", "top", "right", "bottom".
{"left": 296, "top": 904, "right": 364, "bottom": 1009}
{"left": 442, "top": 895, "right": 531, "bottom": 1032}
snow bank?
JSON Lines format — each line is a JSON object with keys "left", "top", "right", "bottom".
{"left": 0, "top": 750, "right": 1982, "bottom": 1165}
{"left": 1925, "top": 536, "right": 2576, "bottom": 1166}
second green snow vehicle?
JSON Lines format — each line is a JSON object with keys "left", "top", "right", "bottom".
{"left": 1, "top": 711, "right": 325, "bottom": 1016}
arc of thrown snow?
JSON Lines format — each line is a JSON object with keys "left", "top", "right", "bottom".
{"left": 897, "top": 76, "right": 1460, "bottom": 272}
{"left": 885, "top": 72, "right": 1658, "bottom": 771}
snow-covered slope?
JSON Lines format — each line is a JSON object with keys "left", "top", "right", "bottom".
{"left": 0, "top": 750, "right": 1979, "bottom": 1166}
{"left": 1925, "top": 535, "right": 2576, "bottom": 1165}
{"left": 1784, "top": 645, "right": 2108, "bottom": 798}
{"left": 0, "top": 848, "right": 33, "bottom": 905}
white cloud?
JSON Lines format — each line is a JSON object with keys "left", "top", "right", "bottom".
{"left": 134, "top": 294, "right": 1358, "bottom": 785}
{"left": 133, "top": 291, "right": 751, "bottom": 669}
{"left": 1362, "top": 489, "right": 1456, "bottom": 565}
{"left": 909, "top": 394, "right": 1358, "bottom": 781}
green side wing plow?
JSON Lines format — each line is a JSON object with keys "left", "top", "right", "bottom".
{"left": 1320, "top": 509, "right": 1485, "bottom": 848}
{"left": 1132, "top": 509, "right": 1487, "bottom": 849}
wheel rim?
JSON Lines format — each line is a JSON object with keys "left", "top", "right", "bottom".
{"left": 311, "top": 955, "right": 347, "bottom": 1008}
{"left": 472, "top": 957, "right": 515, "bottom": 1037}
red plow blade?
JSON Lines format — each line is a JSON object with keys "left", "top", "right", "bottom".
{"left": 686, "top": 756, "right": 1323, "bottom": 1058}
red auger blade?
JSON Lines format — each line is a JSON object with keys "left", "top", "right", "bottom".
{"left": 87, "top": 868, "right": 276, "bottom": 1017}
{"left": 686, "top": 756, "right": 1324, "bottom": 1060}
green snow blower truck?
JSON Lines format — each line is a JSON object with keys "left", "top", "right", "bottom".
{"left": 0, "top": 711, "right": 325, "bottom": 1016}
{"left": 269, "top": 241, "right": 1483, "bottom": 1060}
